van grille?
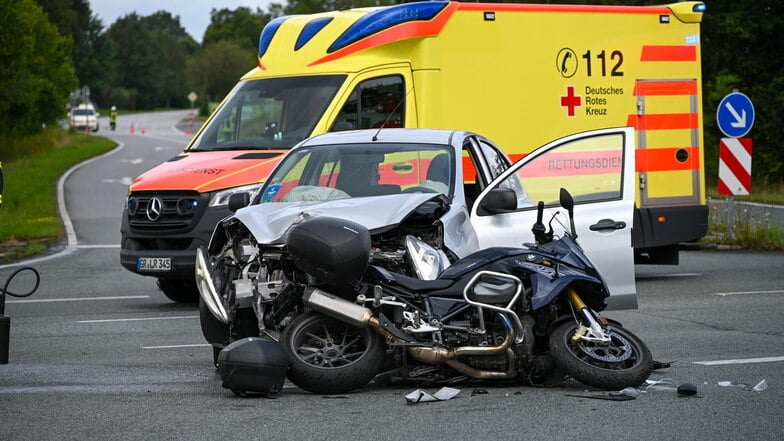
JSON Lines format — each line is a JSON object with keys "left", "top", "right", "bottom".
{"left": 127, "top": 192, "right": 209, "bottom": 232}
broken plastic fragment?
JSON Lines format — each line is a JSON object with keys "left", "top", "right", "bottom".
{"left": 645, "top": 378, "right": 677, "bottom": 392}
{"left": 610, "top": 387, "right": 642, "bottom": 398}
{"left": 718, "top": 380, "right": 767, "bottom": 391}
{"left": 753, "top": 380, "right": 768, "bottom": 392}
{"left": 405, "top": 387, "right": 461, "bottom": 404}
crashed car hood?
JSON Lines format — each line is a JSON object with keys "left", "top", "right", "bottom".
{"left": 234, "top": 194, "right": 439, "bottom": 244}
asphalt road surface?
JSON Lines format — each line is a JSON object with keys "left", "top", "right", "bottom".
{"left": 1, "top": 112, "right": 783, "bottom": 441}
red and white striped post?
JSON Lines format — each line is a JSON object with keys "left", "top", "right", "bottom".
{"left": 718, "top": 137, "right": 752, "bottom": 196}
{"left": 718, "top": 137, "right": 752, "bottom": 238}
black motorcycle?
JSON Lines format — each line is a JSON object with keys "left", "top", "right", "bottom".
{"left": 277, "top": 188, "right": 653, "bottom": 394}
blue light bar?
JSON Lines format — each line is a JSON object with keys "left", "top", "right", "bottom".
{"left": 327, "top": 1, "right": 448, "bottom": 54}
{"left": 296, "top": 17, "right": 334, "bottom": 51}
{"left": 259, "top": 16, "right": 289, "bottom": 58}
{"left": 693, "top": 3, "right": 706, "bottom": 13}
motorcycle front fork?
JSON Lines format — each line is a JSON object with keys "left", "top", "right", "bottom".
{"left": 565, "top": 287, "right": 612, "bottom": 344}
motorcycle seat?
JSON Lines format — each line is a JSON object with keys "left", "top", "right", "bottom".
{"left": 367, "top": 265, "right": 453, "bottom": 293}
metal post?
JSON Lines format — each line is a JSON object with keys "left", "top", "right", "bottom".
{"left": 727, "top": 195, "right": 735, "bottom": 240}
{"left": 0, "top": 315, "right": 9, "bottom": 364}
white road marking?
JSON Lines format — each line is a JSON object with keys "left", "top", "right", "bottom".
{"left": 120, "top": 158, "right": 144, "bottom": 164}
{"left": 101, "top": 177, "right": 134, "bottom": 185}
{"left": 78, "top": 315, "right": 198, "bottom": 324}
{"left": 142, "top": 344, "right": 212, "bottom": 349}
{"left": 637, "top": 273, "right": 702, "bottom": 278}
{"left": 693, "top": 356, "right": 784, "bottom": 366}
{"left": 6, "top": 295, "right": 149, "bottom": 304}
{"left": 713, "top": 289, "right": 784, "bottom": 296}
{"left": 77, "top": 244, "right": 120, "bottom": 249}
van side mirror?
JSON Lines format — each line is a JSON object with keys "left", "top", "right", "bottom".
{"left": 478, "top": 188, "right": 517, "bottom": 215}
{"left": 228, "top": 192, "right": 250, "bottom": 212}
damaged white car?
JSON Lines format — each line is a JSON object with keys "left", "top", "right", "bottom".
{"left": 196, "top": 127, "right": 638, "bottom": 362}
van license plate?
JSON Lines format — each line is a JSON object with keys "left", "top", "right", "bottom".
{"left": 137, "top": 257, "right": 171, "bottom": 272}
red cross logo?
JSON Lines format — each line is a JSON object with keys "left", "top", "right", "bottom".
{"left": 560, "top": 86, "right": 582, "bottom": 117}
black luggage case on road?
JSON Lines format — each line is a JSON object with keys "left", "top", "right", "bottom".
{"left": 217, "top": 337, "right": 289, "bottom": 398}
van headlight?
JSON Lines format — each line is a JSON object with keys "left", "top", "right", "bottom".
{"left": 209, "top": 184, "right": 262, "bottom": 207}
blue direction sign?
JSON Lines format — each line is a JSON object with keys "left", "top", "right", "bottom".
{"left": 717, "top": 92, "right": 755, "bottom": 138}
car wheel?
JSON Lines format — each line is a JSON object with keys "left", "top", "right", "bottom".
{"left": 157, "top": 279, "right": 199, "bottom": 303}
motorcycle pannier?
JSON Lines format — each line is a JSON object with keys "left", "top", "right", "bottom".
{"left": 217, "top": 337, "right": 289, "bottom": 398}
{"left": 286, "top": 216, "right": 371, "bottom": 285}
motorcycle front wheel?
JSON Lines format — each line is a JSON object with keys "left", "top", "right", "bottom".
{"left": 282, "top": 311, "right": 386, "bottom": 394}
{"left": 549, "top": 321, "right": 652, "bottom": 390}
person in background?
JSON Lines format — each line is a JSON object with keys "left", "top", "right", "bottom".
{"left": 110, "top": 106, "right": 118, "bottom": 131}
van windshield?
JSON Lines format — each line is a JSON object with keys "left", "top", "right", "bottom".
{"left": 73, "top": 109, "right": 94, "bottom": 116}
{"left": 188, "top": 75, "right": 346, "bottom": 152}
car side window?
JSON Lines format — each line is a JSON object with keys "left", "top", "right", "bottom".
{"left": 477, "top": 139, "right": 509, "bottom": 180}
{"left": 331, "top": 75, "right": 405, "bottom": 131}
{"left": 496, "top": 133, "right": 625, "bottom": 208}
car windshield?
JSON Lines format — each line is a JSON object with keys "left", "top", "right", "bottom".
{"left": 257, "top": 143, "right": 454, "bottom": 203}
{"left": 73, "top": 109, "right": 94, "bottom": 116}
{"left": 188, "top": 75, "right": 346, "bottom": 151}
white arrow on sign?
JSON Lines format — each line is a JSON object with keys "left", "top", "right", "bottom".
{"left": 725, "top": 102, "right": 747, "bottom": 128}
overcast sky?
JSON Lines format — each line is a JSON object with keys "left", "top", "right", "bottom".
{"left": 90, "top": 0, "right": 274, "bottom": 43}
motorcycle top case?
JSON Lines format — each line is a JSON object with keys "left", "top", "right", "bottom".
{"left": 217, "top": 337, "right": 289, "bottom": 398}
{"left": 286, "top": 216, "right": 371, "bottom": 285}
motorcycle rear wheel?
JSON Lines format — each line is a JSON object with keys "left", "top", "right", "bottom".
{"left": 549, "top": 321, "right": 652, "bottom": 390}
{"left": 282, "top": 312, "right": 385, "bottom": 394}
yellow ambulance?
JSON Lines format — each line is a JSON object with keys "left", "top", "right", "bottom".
{"left": 122, "top": 1, "right": 707, "bottom": 301}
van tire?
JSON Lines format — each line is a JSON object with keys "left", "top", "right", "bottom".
{"left": 157, "top": 279, "right": 199, "bottom": 303}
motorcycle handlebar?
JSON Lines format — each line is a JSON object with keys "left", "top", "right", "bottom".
{"left": 531, "top": 201, "right": 547, "bottom": 244}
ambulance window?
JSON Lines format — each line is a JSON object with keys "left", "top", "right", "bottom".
{"left": 331, "top": 76, "right": 404, "bottom": 131}
{"left": 189, "top": 75, "right": 345, "bottom": 151}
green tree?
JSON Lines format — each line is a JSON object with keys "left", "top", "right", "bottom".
{"left": 36, "top": 0, "right": 115, "bottom": 108}
{"left": 0, "top": 0, "right": 77, "bottom": 138}
{"left": 203, "top": 7, "right": 271, "bottom": 51}
{"left": 187, "top": 40, "right": 256, "bottom": 111}
{"left": 195, "top": 7, "right": 274, "bottom": 113}
{"left": 106, "top": 12, "right": 197, "bottom": 109}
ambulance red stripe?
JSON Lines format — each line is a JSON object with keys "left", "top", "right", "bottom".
{"left": 640, "top": 45, "right": 697, "bottom": 62}
{"left": 636, "top": 147, "right": 700, "bottom": 172}
{"left": 626, "top": 113, "right": 699, "bottom": 130}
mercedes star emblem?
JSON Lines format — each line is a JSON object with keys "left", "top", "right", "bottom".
{"left": 147, "top": 196, "right": 163, "bottom": 221}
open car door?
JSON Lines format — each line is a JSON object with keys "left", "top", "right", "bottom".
{"left": 470, "top": 127, "right": 637, "bottom": 309}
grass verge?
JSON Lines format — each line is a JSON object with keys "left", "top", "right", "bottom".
{"left": 0, "top": 129, "right": 117, "bottom": 264}
{"left": 705, "top": 200, "right": 784, "bottom": 250}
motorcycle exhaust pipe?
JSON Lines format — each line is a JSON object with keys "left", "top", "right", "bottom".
{"left": 408, "top": 313, "right": 517, "bottom": 380}
{"left": 444, "top": 348, "right": 517, "bottom": 380}
{"left": 303, "top": 288, "right": 407, "bottom": 341}
{"left": 304, "top": 287, "right": 374, "bottom": 328}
